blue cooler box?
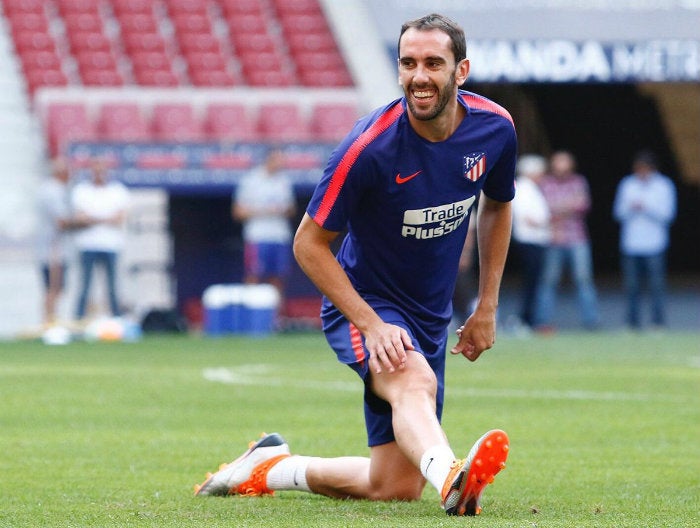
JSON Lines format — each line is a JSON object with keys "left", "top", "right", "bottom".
{"left": 240, "top": 284, "right": 280, "bottom": 336}
{"left": 203, "top": 284, "right": 279, "bottom": 336}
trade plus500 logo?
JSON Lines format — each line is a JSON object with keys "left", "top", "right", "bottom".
{"left": 401, "top": 197, "right": 475, "bottom": 240}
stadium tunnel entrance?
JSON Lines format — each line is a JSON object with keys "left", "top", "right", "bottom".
{"left": 470, "top": 82, "right": 700, "bottom": 276}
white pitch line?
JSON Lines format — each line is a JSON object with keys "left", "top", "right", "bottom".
{"left": 202, "top": 366, "right": 689, "bottom": 403}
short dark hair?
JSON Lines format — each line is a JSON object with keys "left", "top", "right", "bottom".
{"left": 398, "top": 13, "right": 467, "bottom": 64}
{"left": 633, "top": 150, "right": 658, "bottom": 169}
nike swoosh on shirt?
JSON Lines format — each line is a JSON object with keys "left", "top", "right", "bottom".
{"left": 395, "top": 170, "right": 422, "bottom": 184}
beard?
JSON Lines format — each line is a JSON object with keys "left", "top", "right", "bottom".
{"left": 404, "top": 69, "right": 457, "bottom": 121}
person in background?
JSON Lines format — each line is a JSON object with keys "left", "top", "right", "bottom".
{"left": 71, "top": 158, "right": 130, "bottom": 320}
{"left": 36, "top": 157, "right": 72, "bottom": 325}
{"left": 232, "top": 148, "right": 296, "bottom": 300}
{"left": 613, "top": 150, "right": 676, "bottom": 331}
{"left": 510, "top": 154, "right": 550, "bottom": 330}
{"left": 536, "top": 150, "right": 599, "bottom": 331}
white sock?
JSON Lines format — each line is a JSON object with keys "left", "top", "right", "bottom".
{"left": 420, "top": 445, "right": 457, "bottom": 494}
{"left": 265, "top": 455, "right": 318, "bottom": 493}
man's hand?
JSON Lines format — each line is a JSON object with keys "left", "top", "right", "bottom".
{"left": 450, "top": 306, "right": 497, "bottom": 362}
{"left": 364, "top": 322, "right": 414, "bottom": 374}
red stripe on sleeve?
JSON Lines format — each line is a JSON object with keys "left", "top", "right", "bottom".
{"left": 461, "top": 93, "right": 514, "bottom": 125}
{"left": 313, "top": 103, "right": 404, "bottom": 226}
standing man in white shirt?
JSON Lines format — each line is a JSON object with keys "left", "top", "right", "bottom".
{"left": 613, "top": 150, "right": 676, "bottom": 330}
{"left": 71, "top": 158, "right": 130, "bottom": 320}
{"left": 511, "top": 154, "right": 550, "bottom": 329}
{"left": 232, "top": 148, "right": 296, "bottom": 299}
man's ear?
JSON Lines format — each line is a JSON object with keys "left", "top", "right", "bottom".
{"left": 456, "top": 59, "right": 470, "bottom": 86}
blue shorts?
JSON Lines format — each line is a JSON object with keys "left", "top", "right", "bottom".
{"left": 244, "top": 242, "right": 291, "bottom": 279}
{"left": 323, "top": 307, "right": 447, "bottom": 447}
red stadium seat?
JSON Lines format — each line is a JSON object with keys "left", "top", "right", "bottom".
{"left": 309, "top": 102, "right": 359, "bottom": 142}
{"left": 19, "top": 49, "right": 63, "bottom": 70}
{"left": 286, "top": 32, "right": 337, "bottom": 53}
{"left": 2, "top": 0, "right": 43, "bottom": 15}
{"left": 239, "top": 51, "right": 290, "bottom": 86}
{"left": 117, "top": 13, "right": 159, "bottom": 34}
{"left": 293, "top": 50, "right": 345, "bottom": 71}
{"left": 97, "top": 103, "right": 150, "bottom": 140}
{"left": 271, "top": 0, "right": 321, "bottom": 15}
{"left": 46, "top": 102, "right": 96, "bottom": 154}
{"left": 151, "top": 103, "right": 204, "bottom": 140}
{"left": 75, "top": 50, "right": 118, "bottom": 71}
{"left": 226, "top": 14, "right": 268, "bottom": 35}
{"left": 299, "top": 68, "right": 353, "bottom": 87}
{"left": 68, "top": 31, "right": 112, "bottom": 53}
{"left": 220, "top": 0, "right": 264, "bottom": 16}
{"left": 63, "top": 13, "right": 103, "bottom": 32}
{"left": 177, "top": 33, "right": 221, "bottom": 54}
{"left": 244, "top": 69, "right": 294, "bottom": 87}
{"left": 257, "top": 103, "right": 310, "bottom": 141}
{"left": 122, "top": 32, "right": 168, "bottom": 54}
{"left": 203, "top": 103, "right": 257, "bottom": 141}
{"left": 7, "top": 12, "right": 49, "bottom": 33}
{"left": 230, "top": 32, "right": 276, "bottom": 54}
{"left": 172, "top": 13, "right": 212, "bottom": 33}
{"left": 12, "top": 30, "right": 56, "bottom": 53}
{"left": 47, "top": 103, "right": 90, "bottom": 127}
{"left": 189, "top": 69, "right": 236, "bottom": 87}
{"left": 279, "top": 13, "right": 329, "bottom": 35}
{"left": 165, "top": 0, "right": 207, "bottom": 15}
{"left": 184, "top": 51, "right": 227, "bottom": 73}
{"left": 130, "top": 51, "right": 174, "bottom": 73}
{"left": 133, "top": 69, "right": 179, "bottom": 86}
{"left": 112, "top": 0, "right": 155, "bottom": 15}
{"left": 238, "top": 51, "right": 283, "bottom": 73}
{"left": 25, "top": 68, "right": 68, "bottom": 94}
{"left": 81, "top": 69, "right": 124, "bottom": 86}
{"left": 55, "top": 0, "right": 99, "bottom": 15}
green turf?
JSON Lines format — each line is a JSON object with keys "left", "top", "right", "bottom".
{"left": 1, "top": 331, "right": 698, "bottom": 527}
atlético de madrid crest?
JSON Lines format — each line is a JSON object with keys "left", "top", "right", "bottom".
{"left": 463, "top": 152, "right": 487, "bottom": 181}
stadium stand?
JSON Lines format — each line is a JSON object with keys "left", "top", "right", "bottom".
{"left": 3, "top": 0, "right": 352, "bottom": 91}
{"left": 0, "top": 0, "right": 355, "bottom": 149}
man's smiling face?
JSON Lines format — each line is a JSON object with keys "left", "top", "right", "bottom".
{"left": 398, "top": 28, "right": 462, "bottom": 122}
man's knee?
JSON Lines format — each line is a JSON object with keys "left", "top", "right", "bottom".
{"left": 372, "top": 352, "right": 438, "bottom": 405}
{"left": 396, "top": 360, "right": 438, "bottom": 403}
{"left": 368, "top": 475, "right": 425, "bottom": 501}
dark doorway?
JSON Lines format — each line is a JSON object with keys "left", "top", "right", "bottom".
{"left": 472, "top": 82, "right": 699, "bottom": 274}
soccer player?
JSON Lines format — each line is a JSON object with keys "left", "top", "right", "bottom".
{"left": 195, "top": 13, "right": 516, "bottom": 516}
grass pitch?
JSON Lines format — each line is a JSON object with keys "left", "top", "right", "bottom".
{"left": 1, "top": 330, "right": 698, "bottom": 527}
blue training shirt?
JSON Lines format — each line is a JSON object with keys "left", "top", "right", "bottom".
{"left": 307, "top": 90, "right": 517, "bottom": 339}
